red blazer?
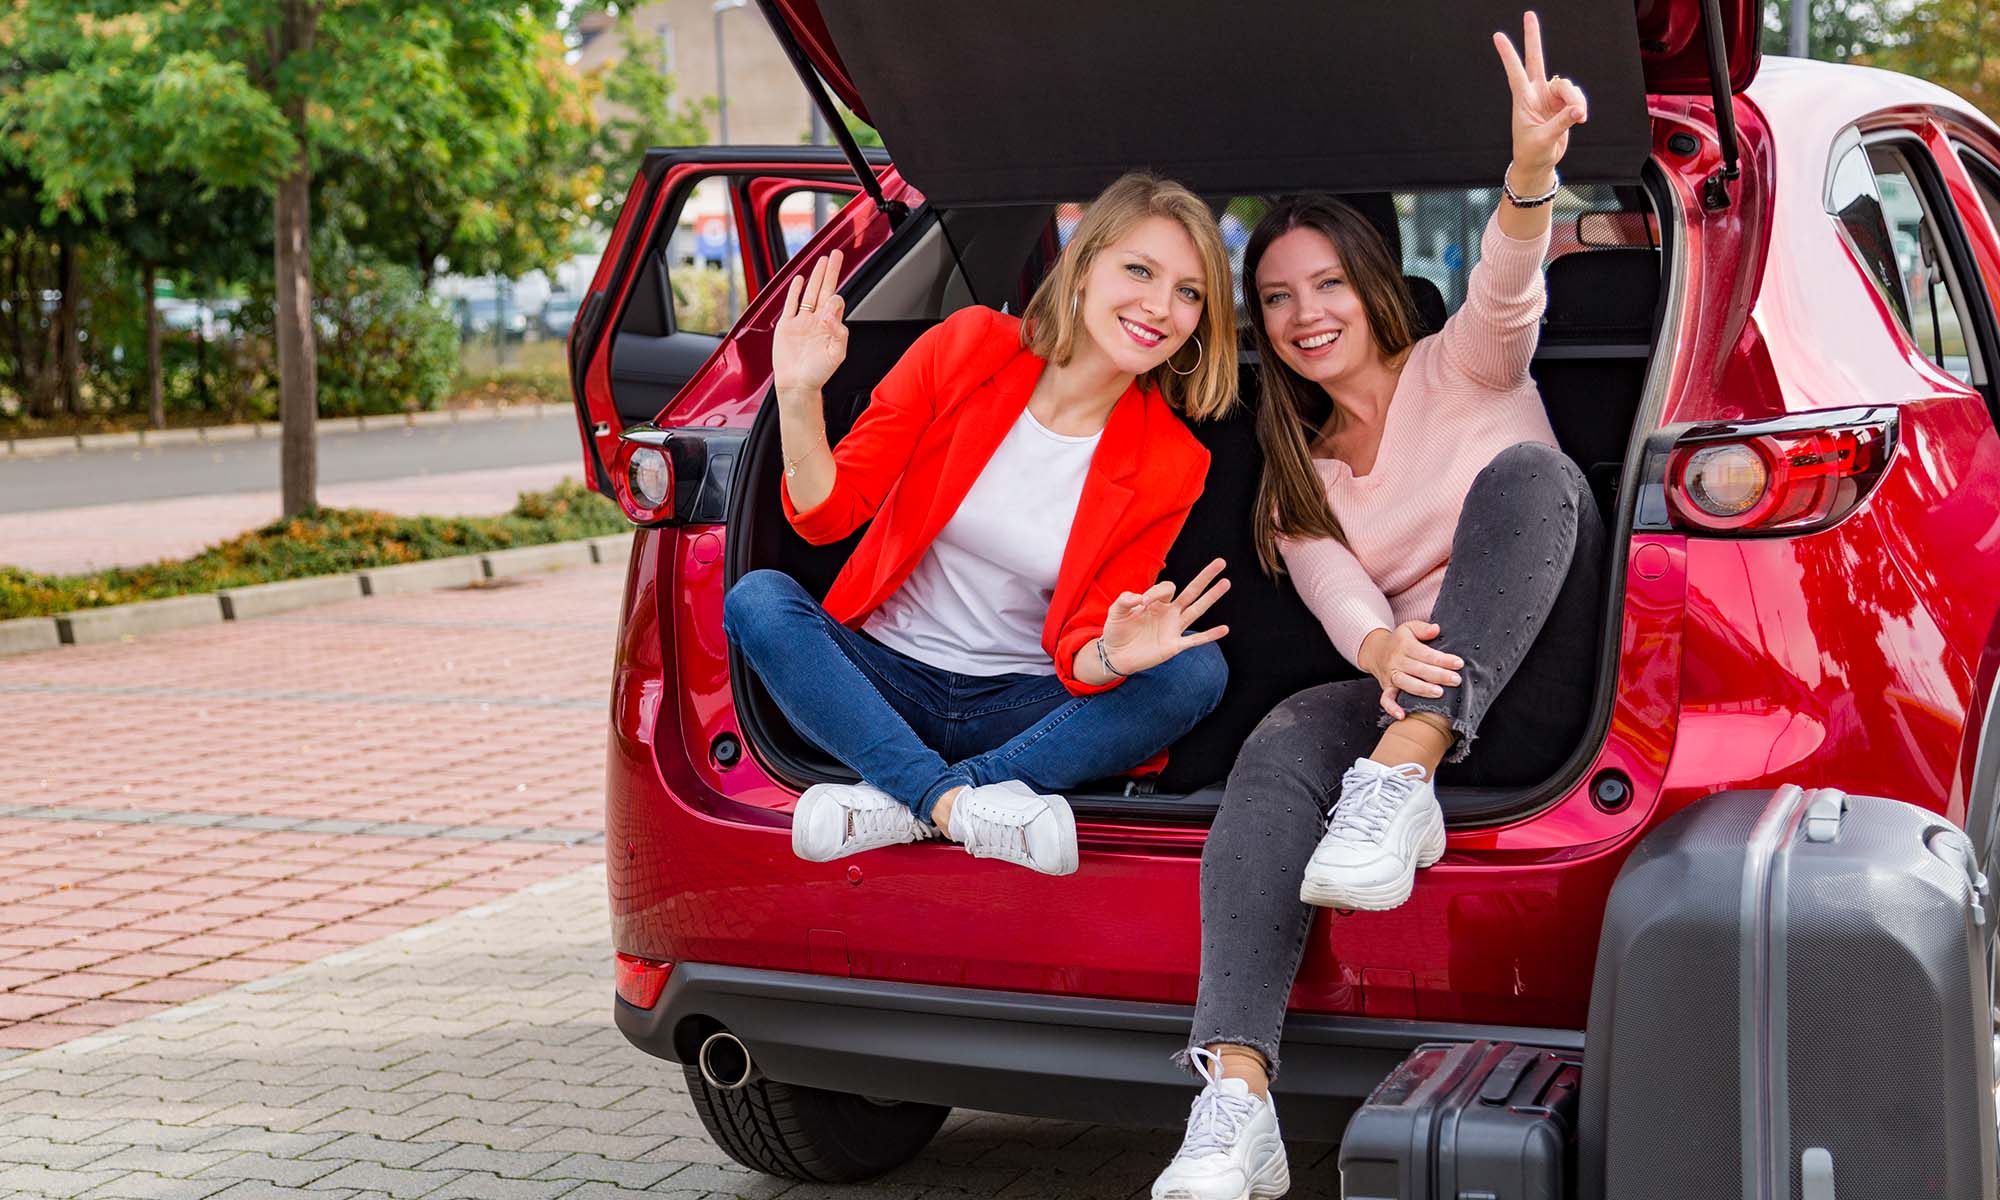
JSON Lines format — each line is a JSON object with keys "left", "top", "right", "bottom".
{"left": 783, "top": 305, "right": 1210, "bottom": 697}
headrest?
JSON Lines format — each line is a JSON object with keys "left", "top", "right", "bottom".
{"left": 1543, "top": 248, "right": 1660, "bottom": 341}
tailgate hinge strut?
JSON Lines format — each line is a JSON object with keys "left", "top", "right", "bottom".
{"left": 1699, "top": 0, "right": 1744, "bottom": 211}
{"left": 755, "top": 0, "right": 907, "bottom": 226}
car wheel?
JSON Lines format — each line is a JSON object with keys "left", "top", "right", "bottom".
{"left": 682, "top": 1065, "right": 950, "bottom": 1182}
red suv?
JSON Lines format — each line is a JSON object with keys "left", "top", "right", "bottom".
{"left": 568, "top": 0, "right": 2000, "bottom": 1182}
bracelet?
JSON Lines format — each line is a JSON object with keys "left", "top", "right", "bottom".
{"left": 1503, "top": 162, "right": 1560, "bottom": 208}
{"left": 783, "top": 440, "right": 822, "bottom": 479}
{"left": 1094, "top": 638, "right": 1129, "bottom": 679}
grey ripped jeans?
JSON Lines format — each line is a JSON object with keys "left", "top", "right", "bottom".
{"left": 1185, "top": 441, "right": 1606, "bottom": 1079}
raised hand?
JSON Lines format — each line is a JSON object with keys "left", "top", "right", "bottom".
{"left": 772, "top": 249, "right": 848, "bottom": 401}
{"left": 1098, "top": 558, "right": 1231, "bottom": 679}
{"left": 1493, "top": 11, "right": 1588, "bottom": 180}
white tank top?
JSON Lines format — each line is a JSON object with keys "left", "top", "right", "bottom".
{"left": 864, "top": 408, "right": 1100, "bottom": 676}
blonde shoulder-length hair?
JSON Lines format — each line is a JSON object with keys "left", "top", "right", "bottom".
{"left": 1018, "top": 172, "right": 1237, "bottom": 422}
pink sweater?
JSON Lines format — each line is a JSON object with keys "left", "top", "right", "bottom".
{"left": 1279, "top": 213, "right": 1558, "bottom": 668}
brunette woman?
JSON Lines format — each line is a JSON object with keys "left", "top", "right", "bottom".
{"left": 1152, "top": 16, "right": 1604, "bottom": 1199}
{"left": 726, "top": 172, "right": 1237, "bottom": 877}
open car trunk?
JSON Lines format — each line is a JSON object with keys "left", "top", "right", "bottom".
{"left": 725, "top": 170, "right": 1676, "bottom": 828}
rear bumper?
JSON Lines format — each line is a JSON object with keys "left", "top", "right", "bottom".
{"left": 616, "top": 962, "right": 1583, "bottom": 1130}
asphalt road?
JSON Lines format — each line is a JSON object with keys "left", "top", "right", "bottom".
{"left": 0, "top": 412, "right": 583, "bottom": 514}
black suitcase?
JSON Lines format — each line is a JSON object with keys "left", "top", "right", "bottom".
{"left": 1338, "top": 1039, "right": 1581, "bottom": 1199}
{"left": 1579, "top": 786, "right": 1997, "bottom": 1200}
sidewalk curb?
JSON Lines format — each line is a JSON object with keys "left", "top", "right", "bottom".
{"left": 1, "top": 530, "right": 635, "bottom": 657}
{"left": 3, "top": 402, "right": 570, "bottom": 458}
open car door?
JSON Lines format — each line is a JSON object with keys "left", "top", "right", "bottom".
{"left": 565, "top": 146, "right": 885, "bottom": 514}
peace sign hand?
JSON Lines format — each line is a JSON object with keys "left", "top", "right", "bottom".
{"left": 1098, "top": 558, "right": 1231, "bottom": 679}
{"left": 1493, "top": 11, "right": 1588, "bottom": 179}
{"left": 772, "top": 249, "right": 848, "bottom": 403}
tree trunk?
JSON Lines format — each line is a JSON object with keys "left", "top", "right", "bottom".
{"left": 144, "top": 262, "right": 164, "bottom": 429}
{"left": 58, "top": 238, "right": 80, "bottom": 416}
{"left": 274, "top": 0, "right": 319, "bottom": 517}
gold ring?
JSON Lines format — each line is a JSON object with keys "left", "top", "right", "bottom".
{"left": 799, "top": 302, "right": 816, "bottom": 313}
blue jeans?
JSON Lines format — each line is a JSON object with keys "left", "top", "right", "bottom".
{"left": 724, "top": 569, "right": 1228, "bottom": 822}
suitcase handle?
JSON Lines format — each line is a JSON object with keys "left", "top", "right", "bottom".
{"left": 1802, "top": 789, "right": 1848, "bottom": 843}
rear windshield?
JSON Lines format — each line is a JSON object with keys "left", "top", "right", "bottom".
{"left": 1053, "top": 185, "right": 1655, "bottom": 326}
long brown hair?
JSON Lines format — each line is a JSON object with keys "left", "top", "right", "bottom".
{"left": 1021, "top": 172, "right": 1237, "bottom": 421}
{"left": 1244, "top": 195, "right": 1420, "bottom": 574}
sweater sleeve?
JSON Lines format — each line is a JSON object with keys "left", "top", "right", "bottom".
{"left": 1432, "top": 211, "right": 1551, "bottom": 392}
{"left": 782, "top": 307, "right": 996, "bottom": 544}
{"left": 1279, "top": 533, "right": 1395, "bottom": 671}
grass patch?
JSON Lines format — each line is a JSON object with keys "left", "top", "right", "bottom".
{"left": 0, "top": 480, "right": 627, "bottom": 620}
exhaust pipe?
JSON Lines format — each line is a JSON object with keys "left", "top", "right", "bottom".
{"left": 697, "top": 1029, "right": 759, "bottom": 1090}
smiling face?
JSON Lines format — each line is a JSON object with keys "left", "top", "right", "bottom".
{"left": 1255, "top": 227, "right": 1380, "bottom": 388}
{"left": 1074, "top": 215, "right": 1209, "bottom": 377}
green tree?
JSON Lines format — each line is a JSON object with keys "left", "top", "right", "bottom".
{"left": 2, "top": 1, "right": 589, "bottom": 514}
{"left": 581, "top": 16, "right": 715, "bottom": 227}
{"left": 1762, "top": 0, "right": 1893, "bottom": 60}
{"left": 319, "top": 11, "right": 598, "bottom": 287}
{"left": 1875, "top": 0, "right": 2000, "bottom": 119}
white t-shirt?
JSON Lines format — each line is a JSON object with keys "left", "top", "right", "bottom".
{"left": 864, "top": 408, "right": 1100, "bottom": 676}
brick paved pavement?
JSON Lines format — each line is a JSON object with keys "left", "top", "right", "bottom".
{"left": 0, "top": 560, "right": 620, "bottom": 1050}
{"left": 0, "top": 864, "right": 1345, "bottom": 1199}
{"left": 0, "top": 463, "right": 578, "bottom": 575}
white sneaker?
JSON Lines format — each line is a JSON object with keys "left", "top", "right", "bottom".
{"left": 947, "top": 781, "right": 1077, "bottom": 875}
{"left": 791, "top": 782, "right": 931, "bottom": 862}
{"left": 1298, "top": 759, "right": 1445, "bottom": 911}
{"left": 1152, "top": 1048, "right": 1290, "bottom": 1200}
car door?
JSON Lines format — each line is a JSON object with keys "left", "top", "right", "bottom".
{"left": 565, "top": 147, "right": 879, "bottom": 500}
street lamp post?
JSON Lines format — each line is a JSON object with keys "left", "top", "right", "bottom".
{"left": 713, "top": 0, "right": 746, "bottom": 323}
{"left": 713, "top": 0, "right": 746, "bottom": 146}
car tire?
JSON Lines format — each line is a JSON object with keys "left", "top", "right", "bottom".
{"left": 682, "top": 1065, "right": 950, "bottom": 1182}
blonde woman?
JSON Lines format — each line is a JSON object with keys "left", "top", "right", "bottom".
{"left": 727, "top": 172, "right": 1237, "bottom": 876}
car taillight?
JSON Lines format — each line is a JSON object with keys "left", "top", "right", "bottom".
{"left": 615, "top": 953, "right": 671, "bottom": 1008}
{"left": 1649, "top": 410, "right": 1896, "bottom": 535}
{"left": 611, "top": 424, "right": 743, "bottom": 527}
{"left": 629, "top": 447, "right": 673, "bottom": 511}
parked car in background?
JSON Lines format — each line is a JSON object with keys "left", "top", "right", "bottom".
{"left": 567, "top": 0, "right": 2000, "bottom": 1191}
{"left": 455, "top": 295, "right": 529, "bottom": 342}
{"left": 539, "top": 294, "right": 582, "bottom": 340}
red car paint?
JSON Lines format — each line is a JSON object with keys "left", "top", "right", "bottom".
{"left": 592, "top": 60, "right": 2000, "bottom": 1036}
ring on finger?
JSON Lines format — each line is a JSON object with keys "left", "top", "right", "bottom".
{"left": 799, "top": 301, "right": 816, "bottom": 313}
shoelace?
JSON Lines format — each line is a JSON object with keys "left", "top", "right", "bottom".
{"left": 1323, "top": 762, "right": 1427, "bottom": 844}
{"left": 843, "top": 795, "right": 922, "bottom": 845}
{"left": 1175, "top": 1047, "right": 1260, "bottom": 1159}
{"left": 954, "top": 800, "right": 1028, "bottom": 860}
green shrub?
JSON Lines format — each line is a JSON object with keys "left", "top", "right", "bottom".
{"left": 0, "top": 480, "right": 627, "bottom": 619}
{"left": 235, "top": 234, "right": 461, "bottom": 417}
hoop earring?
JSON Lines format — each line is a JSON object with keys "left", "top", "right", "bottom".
{"left": 1168, "top": 333, "right": 1203, "bottom": 377}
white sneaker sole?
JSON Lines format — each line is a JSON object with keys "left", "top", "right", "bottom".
{"left": 1297, "top": 809, "right": 1446, "bottom": 911}
{"left": 1043, "top": 792, "right": 1079, "bottom": 876}
{"left": 1153, "top": 1147, "right": 1290, "bottom": 1200}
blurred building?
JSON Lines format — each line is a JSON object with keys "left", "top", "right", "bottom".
{"left": 571, "top": 3, "right": 817, "bottom": 147}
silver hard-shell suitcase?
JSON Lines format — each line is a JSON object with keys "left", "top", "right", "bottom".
{"left": 1578, "top": 786, "right": 1996, "bottom": 1199}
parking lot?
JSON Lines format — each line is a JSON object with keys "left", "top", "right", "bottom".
{"left": 0, "top": 563, "right": 1339, "bottom": 1198}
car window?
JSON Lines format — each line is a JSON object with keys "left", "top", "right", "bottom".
{"left": 1057, "top": 186, "right": 1649, "bottom": 329}
{"left": 1224, "top": 187, "right": 1645, "bottom": 324}
{"left": 1957, "top": 147, "right": 2000, "bottom": 233}
{"left": 770, "top": 188, "right": 854, "bottom": 268}
{"left": 1827, "top": 143, "right": 1913, "bottom": 331}
{"left": 1868, "top": 143, "right": 1978, "bottom": 385}
{"left": 669, "top": 176, "right": 750, "bottom": 337}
